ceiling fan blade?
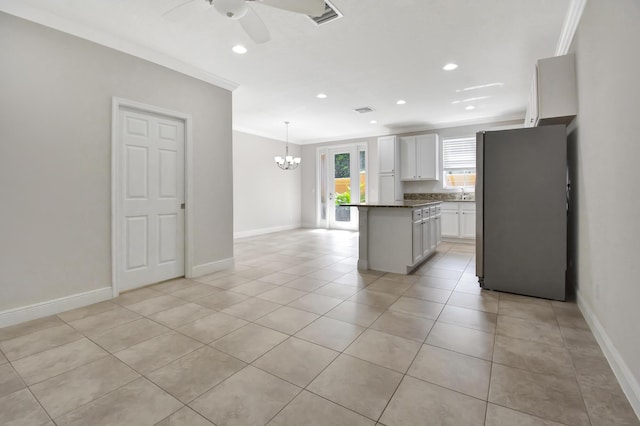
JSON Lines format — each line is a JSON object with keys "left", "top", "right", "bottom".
{"left": 163, "top": 0, "right": 209, "bottom": 22}
{"left": 258, "top": 0, "right": 325, "bottom": 17}
{"left": 239, "top": 7, "right": 271, "bottom": 44}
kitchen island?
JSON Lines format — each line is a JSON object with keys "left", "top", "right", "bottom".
{"left": 343, "top": 201, "right": 442, "bottom": 274}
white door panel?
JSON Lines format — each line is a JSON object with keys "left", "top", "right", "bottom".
{"left": 119, "top": 108, "right": 185, "bottom": 291}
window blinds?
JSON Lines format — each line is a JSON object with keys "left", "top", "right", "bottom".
{"left": 442, "top": 137, "right": 476, "bottom": 169}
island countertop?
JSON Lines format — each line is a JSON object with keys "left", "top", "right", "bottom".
{"left": 341, "top": 200, "right": 441, "bottom": 208}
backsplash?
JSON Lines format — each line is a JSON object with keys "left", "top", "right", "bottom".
{"left": 404, "top": 192, "right": 475, "bottom": 202}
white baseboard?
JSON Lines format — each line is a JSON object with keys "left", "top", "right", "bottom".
{"left": 0, "top": 287, "right": 113, "bottom": 328}
{"left": 190, "top": 257, "right": 235, "bottom": 278}
{"left": 577, "top": 290, "right": 640, "bottom": 418}
{"left": 234, "top": 224, "right": 301, "bottom": 239}
{"left": 441, "top": 237, "right": 475, "bottom": 245}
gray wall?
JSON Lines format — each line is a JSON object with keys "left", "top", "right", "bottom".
{"left": 0, "top": 13, "right": 233, "bottom": 310}
{"left": 569, "top": 0, "right": 640, "bottom": 400}
{"left": 233, "top": 131, "right": 301, "bottom": 236}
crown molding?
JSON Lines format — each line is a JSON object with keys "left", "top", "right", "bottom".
{"left": 555, "top": 0, "right": 587, "bottom": 55}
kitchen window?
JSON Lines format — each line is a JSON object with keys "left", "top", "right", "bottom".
{"left": 442, "top": 137, "right": 476, "bottom": 189}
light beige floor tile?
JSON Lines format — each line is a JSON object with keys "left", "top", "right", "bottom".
{"left": 370, "top": 311, "right": 434, "bottom": 342}
{"left": 308, "top": 354, "right": 403, "bottom": 420}
{"left": 554, "top": 308, "right": 590, "bottom": 330}
{"left": 190, "top": 366, "right": 300, "bottom": 426}
{"left": 255, "top": 307, "right": 319, "bottom": 335}
{"left": 0, "top": 323, "right": 82, "bottom": 361}
{"left": 155, "top": 406, "right": 214, "bottom": 426}
{"left": 177, "top": 312, "right": 248, "bottom": 344}
{"left": 0, "top": 388, "right": 51, "bottom": 426}
{"left": 221, "top": 297, "right": 282, "bottom": 321}
{"left": 404, "top": 283, "right": 452, "bottom": 304}
{"left": 148, "top": 303, "right": 214, "bottom": 329}
{"left": 170, "top": 283, "right": 220, "bottom": 301}
{"left": 322, "top": 262, "right": 357, "bottom": 273}
{"left": 205, "top": 275, "right": 252, "bottom": 290}
{"left": 0, "top": 316, "right": 64, "bottom": 342}
{"left": 30, "top": 356, "right": 139, "bottom": 418}
{"left": 570, "top": 349, "right": 623, "bottom": 393}
{"left": 13, "top": 338, "right": 107, "bottom": 385}
{"left": 332, "top": 272, "right": 378, "bottom": 287}
{"left": 345, "top": 329, "right": 421, "bottom": 373}
{"left": 150, "top": 278, "right": 200, "bottom": 294}
{"left": 113, "top": 287, "right": 163, "bottom": 306}
{"left": 408, "top": 344, "right": 491, "bottom": 400}
{"left": 0, "top": 349, "right": 6, "bottom": 365}
{"left": 580, "top": 382, "right": 640, "bottom": 426}
{"left": 560, "top": 326, "right": 602, "bottom": 356}
{"left": 380, "top": 375, "right": 485, "bottom": 426}
{"left": 388, "top": 297, "right": 444, "bottom": 320}
{"left": 288, "top": 293, "right": 343, "bottom": 315}
{"left": 421, "top": 267, "right": 463, "bottom": 280}
{"left": 413, "top": 276, "right": 458, "bottom": 290}
{"left": 295, "top": 317, "right": 365, "bottom": 351}
{"left": 499, "top": 292, "right": 553, "bottom": 306}
{"left": 268, "top": 390, "right": 374, "bottom": 426}
{"left": 365, "top": 279, "right": 413, "bottom": 295}
{"left": 489, "top": 363, "right": 590, "bottom": 426}
{"left": 258, "top": 272, "right": 299, "bottom": 285}
{"left": 57, "top": 301, "right": 118, "bottom": 323}
{"left": 426, "top": 322, "right": 494, "bottom": 360}
{"left": 254, "top": 337, "right": 338, "bottom": 387}
{"left": 282, "top": 276, "right": 329, "bottom": 291}
{"left": 498, "top": 299, "right": 557, "bottom": 325}
{"left": 348, "top": 290, "right": 399, "bottom": 309}
{"left": 438, "top": 305, "right": 497, "bottom": 333}
{"left": 305, "top": 269, "right": 345, "bottom": 282}
{"left": 325, "top": 301, "right": 384, "bottom": 327}
{"left": 496, "top": 315, "right": 564, "bottom": 347}
{"left": 380, "top": 273, "right": 420, "bottom": 285}
{"left": 148, "top": 346, "right": 245, "bottom": 403}
{"left": 280, "top": 264, "right": 321, "bottom": 276}
{"left": 114, "top": 332, "right": 202, "bottom": 374}
{"left": 313, "top": 283, "right": 360, "bottom": 300}
{"left": 116, "top": 295, "right": 187, "bottom": 316}
{"left": 90, "top": 318, "right": 171, "bottom": 353}
{"left": 67, "top": 306, "right": 140, "bottom": 335}
{"left": 211, "top": 323, "right": 288, "bottom": 363}
{"left": 54, "top": 377, "right": 182, "bottom": 426}
{"left": 230, "top": 281, "right": 279, "bottom": 297}
{"left": 0, "top": 364, "right": 25, "bottom": 398}
{"left": 257, "top": 287, "right": 308, "bottom": 304}
{"left": 193, "top": 291, "right": 248, "bottom": 310}
{"left": 485, "top": 403, "right": 566, "bottom": 426}
{"left": 446, "top": 291, "right": 499, "bottom": 313}
{"left": 454, "top": 280, "right": 485, "bottom": 295}
{"left": 493, "top": 334, "right": 574, "bottom": 377}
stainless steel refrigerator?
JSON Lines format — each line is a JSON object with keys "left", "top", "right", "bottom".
{"left": 476, "top": 125, "right": 567, "bottom": 301}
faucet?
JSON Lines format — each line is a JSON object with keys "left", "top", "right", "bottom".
{"left": 460, "top": 187, "right": 467, "bottom": 200}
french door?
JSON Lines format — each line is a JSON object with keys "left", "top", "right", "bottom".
{"left": 325, "top": 146, "right": 367, "bottom": 230}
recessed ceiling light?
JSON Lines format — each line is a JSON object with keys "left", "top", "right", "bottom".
{"left": 465, "top": 105, "right": 476, "bottom": 110}
{"left": 370, "top": 120, "right": 377, "bottom": 124}
{"left": 396, "top": 100, "right": 406, "bottom": 105}
{"left": 443, "top": 63, "right": 458, "bottom": 71}
{"left": 232, "top": 45, "right": 247, "bottom": 54}
{"left": 316, "top": 93, "right": 327, "bottom": 99}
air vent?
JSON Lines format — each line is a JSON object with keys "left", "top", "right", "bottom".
{"left": 354, "top": 107, "right": 374, "bottom": 114}
{"left": 308, "top": 0, "right": 343, "bottom": 26}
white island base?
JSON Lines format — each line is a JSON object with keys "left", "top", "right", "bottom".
{"left": 352, "top": 202, "right": 441, "bottom": 275}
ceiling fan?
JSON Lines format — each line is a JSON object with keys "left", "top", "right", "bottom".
{"left": 164, "top": 0, "right": 326, "bottom": 44}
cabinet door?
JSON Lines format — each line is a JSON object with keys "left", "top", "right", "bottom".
{"left": 399, "top": 136, "right": 416, "bottom": 180}
{"left": 436, "top": 214, "right": 442, "bottom": 244}
{"left": 378, "top": 136, "right": 397, "bottom": 174}
{"left": 412, "top": 220, "right": 423, "bottom": 263}
{"left": 379, "top": 174, "right": 396, "bottom": 204}
{"left": 416, "top": 134, "right": 439, "bottom": 180}
{"left": 430, "top": 213, "right": 437, "bottom": 250}
{"left": 441, "top": 210, "right": 459, "bottom": 237}
{"left": 422, "top": 217, "right": 430, "bottom": 258}
{"left": 460, "top": 210, "right": 476, "bottom": 238}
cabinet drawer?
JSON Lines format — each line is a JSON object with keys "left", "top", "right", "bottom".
{"left": 461, "top": 203, "right": 476, "bottom": 211}
{"left": 422, "top": 208, "right": 430, "bottom": 218}
{"left": 412, "top": 209, "right": 423, "bottom": 221}
{"left": 441, "top": 202, "right": 458, "bottom": 211}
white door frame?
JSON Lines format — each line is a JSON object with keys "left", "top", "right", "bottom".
{"left": 111, "top": 97, "right": 194, "bottom": 298}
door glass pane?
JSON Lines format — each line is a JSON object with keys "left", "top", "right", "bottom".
{"left": 320, "top": 153, "right": 327, "bottom": 220}
{"left": 334, "top": 153, "right": 351, "bottom": 222}
{"left": 359, "top": 150, "right": 366, "bottom": 203}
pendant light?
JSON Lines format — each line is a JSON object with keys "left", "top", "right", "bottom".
{"left": 274, "top": 121, "right": 301, "bottom": 170}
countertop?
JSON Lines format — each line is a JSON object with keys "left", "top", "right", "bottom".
{"left": 341, "top": 200, "right": 441, "bottom": 208}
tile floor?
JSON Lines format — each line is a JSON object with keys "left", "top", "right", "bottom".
{"left": 0, "top": 229, "right": 638, "bottom": 426}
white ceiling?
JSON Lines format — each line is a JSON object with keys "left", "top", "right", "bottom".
{"left": 1, "top": 0, "right": 570, "bottom": 144}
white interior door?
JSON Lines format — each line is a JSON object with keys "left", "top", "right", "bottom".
{"left": 328, "top": 147, "right": 358, "bottom": 230}
{"left": 118, "top": 108, "right": 185, "bottom": 292}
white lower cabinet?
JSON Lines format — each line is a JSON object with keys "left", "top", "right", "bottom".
{"left": 441, "top": 202, "right": 476, "bottom": 239}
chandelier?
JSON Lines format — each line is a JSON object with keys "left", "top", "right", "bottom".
{"left": 274, "top": 121, "right": 301, "bottom": 170}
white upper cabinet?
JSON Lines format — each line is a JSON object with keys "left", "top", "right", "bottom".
{"left": 399, "top": 134, "right": 439, "bottom": 181}
{"left": 378, "top": 136, "right": 397, "bottom": 174}
{"left": 525, "top": 53, "right": 577, "bottom": 127}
